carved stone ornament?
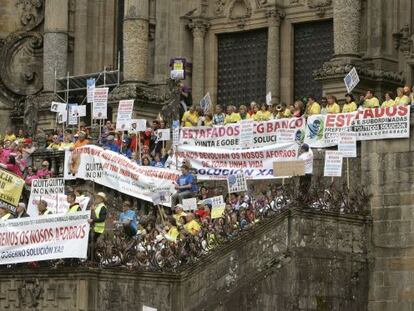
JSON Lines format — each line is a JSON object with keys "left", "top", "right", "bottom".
{"left": 393, "top": 24, "right": 412, "bottom": 57}
{"left": 17, "top": 279, "right": 44, "bottom": 308}
{"left": 16, "top": 0, "right": 45, "bottom": 32}
{"left": 307, "top": 0, "right": 332, "bottom": 17}
{"left": 229, "top": 0, "right": 252, "bottom": 20}
{"left": 215, "top": 0, "right": 226, "bottom": 15}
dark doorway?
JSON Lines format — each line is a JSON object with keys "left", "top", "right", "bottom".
{"left": 217, "top": 28, "right": 268, "bottom": 107}
{"left": 294, "top": 20, "right": 334, "bottom": 100}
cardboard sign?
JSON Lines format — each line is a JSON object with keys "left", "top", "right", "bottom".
{"left": 93, "top": 87, "right": 109, "bottom": 119}
{"left": 324, "top": 151, "right": 343, "bottom": 177}
{"left": 116, "top": 100, "right": 134, "bottom": 131}
{"left": 182, "top": 198, "right": 197, "bottom": 211}
{"left": 157, "top": 129, "right": 170, "bottom": 141}
{"left": 0, "top": 168, "right": 24, "bottom": 206}
{"left": 57, "top": 111, "right": 67, "bottom": 124}
{"left": 87, "top": 78, "right": 95, "bottom": 104}
{"left": 130, "top": 119, "right": 147, "bottom": 133}
{"left": 239, "top": 119, "right": 254, "bottom": 148}
{"left": 266, "top": 92, "right": 272, "bottom": 106}
{"left": 227, "top": 173, "right": 247, "bottom": 194}
{"left": 338, "top": 132, "right": 357, "bottom": 158}
{"left": 344, "top": 67, "right": 360, "bottom": 93}
{"left": 211, "top": 203, "right": 226, "bottom": 219}
{"left": 273, "top": 160, "right": 305, "bottom": 177}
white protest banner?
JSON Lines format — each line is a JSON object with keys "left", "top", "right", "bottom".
{"left": 239, "top": 119, "right": 254, "bottom": 148}
{"left": 227, "top": 173, "right": 247, "bottom": 193}
{"left": 200, "top": 92, "right": 212, "bottom": 113}
{"left": 64, "top": 146, "right": 180, "bottom": 205}
{"left": 93, "top": 87, "right": 109, "bottom": 119}
{"left": 182, "top": 197, "right": 197, "bottom": 211}
{"left": 68, "top": 104, "right": 78, "bottom": 125}
{"left": 172, "top": 120, "right": 180, "bottom": 146}
{"left": 143, "top": 306, "right": 157, "bottom": 311}
{"left": 87, "top": 78, "right": 95, "bottom": 104}
{"left": 324, "top": 151, "right": 343, "bottom": 177}
{"left": 305, "top": 106, "right": 410, "bottom": 148}
{"left": 177, "top": 142, "right": 299, "bottom": 180}
{"left": 27, "top": 194, "right": 90, "bottom": 217}
{"left": 266, "top": 92, "right": 272, "bottom": 106}
{"left": 116, "top": 99, "right": 134, "bottom": 131}
{"left": 202, "top": 195, "right": 224, "bottom": 207}
{"left": 77, "top": 105, "right": 87, "bottom": 117}
{"left": 51, "top": 102, "right": 66, "bottom": 113}
{"left": 344, "top": 67, "right": 360, "bottom": 93}
{"left": 156, "top": 129, "right": 170, "bottom": 141}
{"left": 180, "top": 117, "right": 306, "bottom": 149}
{"left": 211, "top": 203, "right": 226, "bottom": 219}
{"left": 0, "top": 212, "right": 90, "bottom": 265}
{"left": 338, "top": 132, "right": 357, "bottom": 158}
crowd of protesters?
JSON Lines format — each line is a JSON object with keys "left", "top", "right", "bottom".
{"left": 0, "top": 85, "right": 400, "bottom": 268}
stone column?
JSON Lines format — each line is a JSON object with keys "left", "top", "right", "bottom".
{"left": 333, "top": 0, "right": 362, "bottom": 58}
{"left": 266, "top": 9, "right": 283, "bottom": 104}
{"left": 43, "top": 0, "right": 69, "bottom": 92}
{"left": 73, "top": 0, "right": 88, "bottom": 75}
{"left": 189, "top": 19, "right": 209, "bottom": 105}
{"left": 123, "top": 0, "right": 149, "bottom": 82}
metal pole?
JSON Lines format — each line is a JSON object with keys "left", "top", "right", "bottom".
{"left": 117, "top": 51, "right": 121, "bottom": 85}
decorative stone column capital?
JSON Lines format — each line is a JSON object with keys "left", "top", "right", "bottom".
{"left": 266, "top": 9, "right": 284, "bottom": 27}
{"left": 188, "top": 18, "right": 210, "bottom": 39}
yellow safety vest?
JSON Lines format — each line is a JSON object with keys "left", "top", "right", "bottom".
{"left": 68, "top": 203, "right": 80, "bottom": 213}
{"left": 43, "top": 210, "right": 53, "bottom": 215}
{"left": 93, "top": 203, "right": 106, "bottom": 234}
{"left": 1, "top": 213, "right": 12, "bottom": 220}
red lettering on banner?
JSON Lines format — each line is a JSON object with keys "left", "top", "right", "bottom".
{"left": 398, "top": 105, "right": 408, "bottom": 116}
{"left": 363, "top": 109, "right": 374, "bottom": 118}
{"left": 326, "top": 115, "right": 336, "bottom": 127}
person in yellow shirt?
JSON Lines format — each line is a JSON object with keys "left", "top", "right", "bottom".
{"left": 342, "top": 93, "right": 358, "bottom": 113}
{"left": 184, "top": 213, "right": 201, "bottom": 235}
{"left": 275, "top": 103, "right": 292, "bottom": 119}
{"left": 381, "top": 92, "right": 396, "bottom": 108}
{"left": 306, "top": 96, "right": 321, "bottom": 116}
{"left": 181, "top": 105, "right": 199, "bottom": 127}
{"left": 254, "top": 104, "right": 272, "bottom": 121}
{"left": 173, "top": 204, "right": 187, "bottom": 224}
{"left": 47, "top": 135, "right": 62, "bottom": 150}
{"left": 395, "top": 87, "right": 411, "bottom": 106}
{"left": 4, "top": 128, "right": 16, "bottom": 142}
{"left": 224, "top": 105, "right": 241, "bottom": 124}
{"left": 326, "top": 95, "right": 341, "bottom": 114}
{"left": 363, "top": 90, "right": 380, "bottom": 108}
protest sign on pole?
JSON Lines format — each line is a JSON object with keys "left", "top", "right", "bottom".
{"left": 51, "top": 102, "right": 67, "bottom": 113}
{"left": 200, "top": 92, "right": 212, "bottom": 113}
{"left": 77, "top": 105, "right": 87, "bottom": 117}
{"left": 338, "top": 132, "right": 357, "bottom": 158}
{"left": 156, "top": 129, "right": 171, "bottom": 141}
{"left": 0, "top": 168, "right": 24, "bottom": 207}
{"left": 266, "top": 92, "right": 272, "bottom": 106}
{"left": 211, "top": 203, "right": 226, "bottom": 219}
{"left": 87, "top": 78, "right": 96, "bottom": 103}
{"left": 93, "top": 87, "right": 109, "bottom": 119}
{"left": 344, "top": 67, "right": 360, "bottom": 93}
{"left": 324, "top": 151, "right": 343, "bottom": 177}
{"left": 201, "top": 195, "right": 224, "bottom": 207}
{"left": 150, "top": 192, "right": 169, "bottom": 205}
{"left": 0, "top": 212, "right": 90, "bottom": 265}
{"left": 172, "top": 120, "right": 180, "bottom": 146}
{"left": 182, "top": 198, "right": 197, "bottom": 211}
{"left": 67, "top": 104, "right": 78, "bottom": 125}
{"left": 239, "top": 119, "right": 254, "bottom": 148}
{"left": 129, "top": 119, "right": 147, "bottom": 133}
{"left": 227, "top": 173, "right": 247, "bottom": 193}
{"left": 116, "top": 100, "right": 134, "bottom": 131}
{"left": 305, "top": 106, "right": 410, "bottom": 148}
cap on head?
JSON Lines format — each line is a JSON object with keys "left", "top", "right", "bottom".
{"left": 301, "top": 143, "right": 309, "bottom": 152}
{"left": 95, "top": 192, "right": 107, "bottom": 202}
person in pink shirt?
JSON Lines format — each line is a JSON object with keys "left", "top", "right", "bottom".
{"left": 0, "top": 155, "right": 23, "bottom": 177}
{"left": 36, "top": 160, "right": 53, "bottom": 178}
{"left": 25, "top": 166, "right": 38, "bottom": 186}
{"left": 0, "top": 145, "right": 7, "bottom": 164}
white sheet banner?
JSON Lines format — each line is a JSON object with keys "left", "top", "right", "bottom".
{"left": 180, "top": 118, "right": 306, "bottom": 149}
{"left": 177, "top": 143, "right": 299, "bottom": 180}
{"left": 27, "top": 194, "right": 90, "bottom": 217}
{"left": 64, "top": 145, "right": 180, "bottom": 204}
{"left": 116, "top": 100, "right": 134, "bottom": 131}
{"left": 93, "top": 87, "right": 109, "bottom": 119}
{"left": 305, "top": 106, "right": 410, "bottom": 148}
{"left": 0, "top": 211, "right": 90, "bottom": 265}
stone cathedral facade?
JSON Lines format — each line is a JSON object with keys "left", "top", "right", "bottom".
{"left": 0, "top": 0, "right": 412, "bottom": 131}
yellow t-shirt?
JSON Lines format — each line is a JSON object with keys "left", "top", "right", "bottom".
{"left": 395, "top": 95, "right": 410, "bottom": 106}
{"left": 307, "top": 102, "right": 321, "bottom": 115}
{"left": 165, "top": 226, "right": 180, "bottom": 242}
{"left": 342, "top": 102, "right": 357, "bottom": 113}
{"left": 173, "top": 211, "right": 187, "bottom": 224}
{"left": 224, "top": 113, "right": 242, "bottom": 124}
{"left": 184, "top": 220, "right": 201, "bottom": 235}
{"left": 326, "top": 103, "right": 341, "bottom": 114}
{"left": 4, "top": 134, "right": 16, "bottom": 142}
{"left": 364, "top": 97, "right": 380, "bottom": 108}
{"left": 254, "top": 110, "right": 272, "bottom": 121}
{"left": 381, "top": 100, "right": 396, "bottom": 108}
{"left": 47, "top": 143, "right": 61, "bottom": 150}
{"left": 182, "top": 111, "right": 198, "bottom": 127}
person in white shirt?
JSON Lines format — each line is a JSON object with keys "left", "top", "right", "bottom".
{"left": 298, "top": 143, "right": 313, "bottom": 203}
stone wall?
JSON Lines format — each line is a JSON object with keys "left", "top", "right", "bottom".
{"left": 0, "top": 209, "right": 369, "bottom": 311}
